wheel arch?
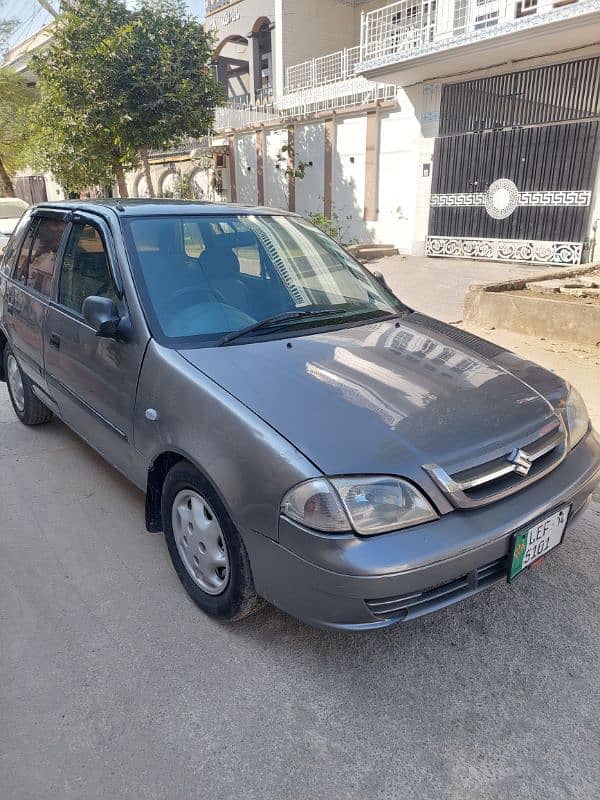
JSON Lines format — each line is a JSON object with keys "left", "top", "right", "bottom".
{"left": 145, "top": 449, "right": 231, "bottom": 533}
{"left": 0, "top": 327, "right": 7, "bottom": 381}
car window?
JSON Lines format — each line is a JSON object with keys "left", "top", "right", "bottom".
{"left": 0, "top": 211, "right": 32, "bottom": 277}
{"left": 13, "top": 221, "right": 38, "bottom": 285}
{"left": 58, "top": 223, "right": 117, "bottom": 315}
{"left": 0, "top": 233, "right": 11, "bottom": 268}
{"left": 26, "top": 218, "right": 68, "bottom": 297}
{"left": 124, "top": 214, "right": 397, "bottom": 344}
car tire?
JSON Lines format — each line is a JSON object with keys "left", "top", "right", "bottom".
{"left": 4, "top": 345, "right": 53, "bottom": 426}
{"left": 162, "top": 460, "right": 261, "bottom": 621}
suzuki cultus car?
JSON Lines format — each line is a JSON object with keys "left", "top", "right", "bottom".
{"left": 1, "top": 201, "right": 598, "bottom": 630}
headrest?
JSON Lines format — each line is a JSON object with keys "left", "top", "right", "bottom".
{"left": 131, "top": 220, "right": 180, "bottom": 255}
{"left": 202, "top": 247, "right": 241, "bottom": 280}
{"left": 207, "top": 230, "right": 257, "bottom": 250}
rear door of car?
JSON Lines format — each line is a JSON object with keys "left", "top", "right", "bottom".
{"left": 44, "top": 211, "right": 148, "bottom": 476}
{"left": 1, "top": 209, "right": 69, "bottom": 400}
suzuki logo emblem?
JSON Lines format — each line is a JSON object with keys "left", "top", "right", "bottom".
{"left": 508, "top": 448, "right": 533, "bottom": 477}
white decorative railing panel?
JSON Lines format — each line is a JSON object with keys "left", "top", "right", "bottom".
{"left": 282, "top": 46, "right": 396, "bottom": 115}
{"left": 213, "top": 104, "right": 282, "bottom": 132}
{"left": 360, "top": 0, "right": 600, "bottom": 69}
{"left": 286, "top": 47, "right": 362, "bottom": 93}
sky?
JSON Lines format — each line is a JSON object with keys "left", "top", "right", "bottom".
{"left": 3, "top": 0, "right": 205, "bottom": 49}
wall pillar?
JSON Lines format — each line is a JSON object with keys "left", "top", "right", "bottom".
{"left": 324, "top": 116, "right": 335, "bottom": 218}
{"left": 273, "top": 0, "right": 284, "bottom": 101}
{"left": 256, "top": 128, "right": 265, "bottom": 206}
{"left": 214, "top": 57, "right": 228, "bottom": 95}
{"left": 287, "top": 124, "right": 295, "bottom": 212}
{"left": 247, "top": 33, "right": 260, "bottom": 104}
{"left": 364, "top": 108, "right": 380, "bottom": 222}
{"left": 228, "top": 136, "right": 237, "bottom": 203}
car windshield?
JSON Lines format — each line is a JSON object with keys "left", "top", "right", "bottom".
{"left": 122, "top": 214, "right": 399, "bottom": 346}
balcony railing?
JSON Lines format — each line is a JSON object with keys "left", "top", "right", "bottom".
{"left": 149, "top": 137, "right": 210, "bottom": 160}
{"left": 286, "top": 46, "right": 362, "bottom": 92}
{"left": 213, "top": 103, "right": 282, "bottom": 132}
{"left": 226, "top": 87, "right": 274, "bottom": 108}
{"left": 205, "top": 0, "right": 236, "bottom": 16}
{"left": 281, "top": 45, "right": 396, "bottom": 114}
{"left": 359, "top": 0, "right": 596, "bottom": 67}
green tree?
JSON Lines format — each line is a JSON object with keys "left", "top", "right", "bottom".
{"left": 0, "top": 71, "right": 38, "bottom": 197}
{"left": 31, "top": 0, "right": 222, "bottom": 197}
{"left": 114, "top": 0, "right": 224, "bottom": 196}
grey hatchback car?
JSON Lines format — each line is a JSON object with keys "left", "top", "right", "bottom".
{"left": 1, "top": 200, "right": 599, "bottom": 630}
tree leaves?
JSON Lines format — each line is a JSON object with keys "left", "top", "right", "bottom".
{"left": 30, "top": 0, "right": 223, "bottom": 194}
{"left": 0, "top": 71, "right": 38, "bottom": 195}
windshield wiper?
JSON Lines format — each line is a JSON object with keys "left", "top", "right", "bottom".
{"left": 216, "top": 308, "right": 343, "bottom": 347}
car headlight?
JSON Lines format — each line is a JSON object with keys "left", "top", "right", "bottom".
{"left": 563, "top": 386, "right": 590, "bottom": 450}
{"left": 281, "top": 476, "right": 437, "bottom": 535}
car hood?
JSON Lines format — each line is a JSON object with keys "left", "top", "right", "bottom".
{"left": 179, "top": 317, "right": 557, "bottom": 477}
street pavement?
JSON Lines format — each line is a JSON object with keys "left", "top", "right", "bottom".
{"left": 372, "top": 254, "right": 549, "bottom": 322}
{"left": 1, "top": 257, "right": 599, "bottom": 800}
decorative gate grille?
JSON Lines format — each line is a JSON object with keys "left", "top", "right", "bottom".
{"left": 427, "top": 58, "right": 600, "bottom": 264}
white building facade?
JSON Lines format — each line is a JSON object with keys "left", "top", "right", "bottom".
{"left": 161, "top": 0, "right": 599, "bottom": 263}
{"left": 7, "top": 2, "right": 599, "bottom": 264}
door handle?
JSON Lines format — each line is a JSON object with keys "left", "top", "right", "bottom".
{"left": 49, "top": 333, "right": 61, "bottom": 350}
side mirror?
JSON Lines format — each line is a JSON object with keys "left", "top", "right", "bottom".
{"left": 82, "top": 296, "right": 121, "bottom": 339}
{"left": 372, "top": 270, "right": 391, "bottom": 291}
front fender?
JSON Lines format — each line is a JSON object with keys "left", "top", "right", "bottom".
{"left": 134, "top": 340, "right": 321, "bottom": 540}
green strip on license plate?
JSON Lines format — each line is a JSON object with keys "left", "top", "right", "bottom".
{"left": 508, "top": 505, "right": 570, "bottom": 581}
{"left": 509, "top": 531, "right": 529, "bottom": 580}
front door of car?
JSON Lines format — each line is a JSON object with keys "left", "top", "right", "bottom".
{"left": 44, "top": 213, "right": 147, "bottom": 476}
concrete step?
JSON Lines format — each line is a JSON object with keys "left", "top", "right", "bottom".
{"left": 347, "top": 244, "right": 399, "bottom": 261}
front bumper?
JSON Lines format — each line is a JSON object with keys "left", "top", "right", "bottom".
{"left": 243, "top": 430, "right": 600, "bottom": 631}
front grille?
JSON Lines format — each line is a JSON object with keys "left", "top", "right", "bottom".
{"left": 424, "top": 417, "right": 567, "bottom": 509}
{"left": 365, "top": 557, "right": 507, "bottom": 621}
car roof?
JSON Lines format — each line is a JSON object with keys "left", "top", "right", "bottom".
{"left": 31, "top": 198, "right": 296, "bottom": 219}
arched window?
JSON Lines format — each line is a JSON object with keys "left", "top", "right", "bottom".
{"left": 251, "top": 18, "right": 273, "bottom": 104}
{"left": 213, "top": 35, "right": 251, "bottom": 104}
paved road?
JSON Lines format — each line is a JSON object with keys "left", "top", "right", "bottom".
{"left": 2, "top": 259, "right": 600, "bottom": 798}
{"left": 373, "top": 255, "right": 549, "bottom": 322}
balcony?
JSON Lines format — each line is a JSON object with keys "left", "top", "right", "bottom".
{"left": 358, "top": 0, "right": 600, "bottom": 86}
{"left": 280, "top": 46, "right": 396, "bottom": 116}
{"left": 213, "top": 102, "right": 282, "bottom": 132}
{"left": 205, "top": 0, "right": 236, "bottom": 15}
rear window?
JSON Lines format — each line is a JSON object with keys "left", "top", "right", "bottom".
{"left": 13, "top": 222, "right": 37, "bottom": 285}
{"left": 27, "top": 218, "right": 68, "bottom": 296}
{"left": 1, "top": 211, "right": 33, "bottom": 278}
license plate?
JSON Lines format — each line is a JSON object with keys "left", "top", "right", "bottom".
{"left": 508, "top": 505, "right": 570, "bottom": 581}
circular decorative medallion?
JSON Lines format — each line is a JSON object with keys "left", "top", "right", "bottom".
{"left": 485, "top": 179, "right": 519, "bottom": 219}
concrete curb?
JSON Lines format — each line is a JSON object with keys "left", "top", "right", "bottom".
{"left": 464, "top": 262, "right": 600, "bottom": 345}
